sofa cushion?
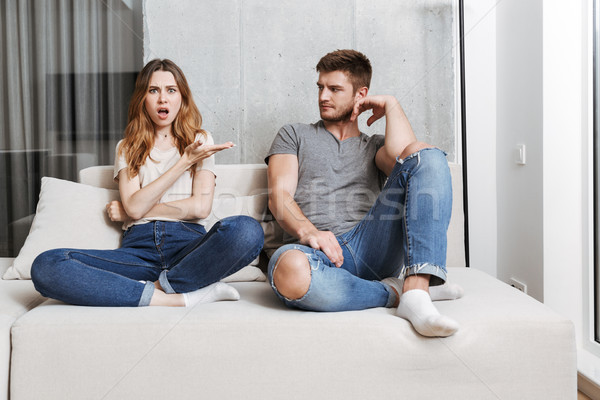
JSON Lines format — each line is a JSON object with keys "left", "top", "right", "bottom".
{"left": 0, "top": 258, "right": 44, "bottom": 400}
{"left": 2, "top": 177, "right": 267, "bottom": 281}
{"left": 3, "top": 178, "right": 122, "bottom": 280}
{"left": 9, "top": 267, "right": 575, "bottom": 399}
{"left": 206, "top": 193, "right": 268, "bottom": 229}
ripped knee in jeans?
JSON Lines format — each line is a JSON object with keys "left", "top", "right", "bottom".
{"left": 272, "top": 249, "right": 312, "bottom": 300}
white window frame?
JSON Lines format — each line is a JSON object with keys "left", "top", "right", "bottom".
{"left": 544, "top": 0, "right": 598, "bottom": 391}
{"left": 464, "top": 0, "right": 600, "bottom": 392}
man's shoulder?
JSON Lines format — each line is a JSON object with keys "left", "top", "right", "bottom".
{"left": 361, "top": 132, "right": 385, "bottom": 147}
{"left": 279, "top": 121, "right": 321, "bottom": 135}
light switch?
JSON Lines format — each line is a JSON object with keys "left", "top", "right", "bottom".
{"left": 516, "top": 144, "right": 526, "bottom": 165}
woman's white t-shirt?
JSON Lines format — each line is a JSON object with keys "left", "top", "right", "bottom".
{"left": 113, "top": 132, "right": 216, "bottom": 230}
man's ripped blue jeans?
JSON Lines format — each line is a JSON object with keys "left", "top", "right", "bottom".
{"left": 268, "top": 148, "right": 452, "bottom": 312}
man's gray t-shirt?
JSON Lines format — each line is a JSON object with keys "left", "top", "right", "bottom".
{"left": 265, "top": 121, "right": 386, "bottom": 239}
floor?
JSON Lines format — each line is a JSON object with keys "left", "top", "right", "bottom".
{"left": 579, "top": 390, "right": 593, "bottom": 400}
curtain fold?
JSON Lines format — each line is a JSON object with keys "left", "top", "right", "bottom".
{"left": 0, "top": 0, "right": 142, "bottom": 257}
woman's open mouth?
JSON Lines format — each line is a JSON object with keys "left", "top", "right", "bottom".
{"left": 157, "top": 108, "right": 169, "bottom": 120}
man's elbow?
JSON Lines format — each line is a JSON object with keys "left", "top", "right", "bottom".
{"left": 268, "top": 196, "right": 275, "bottom": 215}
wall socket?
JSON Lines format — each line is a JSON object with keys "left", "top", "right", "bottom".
{"left": 509, "top": 278, "right": 527, "bottom": 294}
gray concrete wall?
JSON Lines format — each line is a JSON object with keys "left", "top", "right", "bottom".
{"left": 143, "top": 0, "right": 456, "bottom": 164}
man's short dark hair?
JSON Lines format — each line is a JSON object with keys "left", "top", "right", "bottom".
{"left": 316, "top": 49, "right": 372, "bottom": 92}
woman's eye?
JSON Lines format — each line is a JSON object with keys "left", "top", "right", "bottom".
{"left": 149, "top": 88, "right": 157, "bottom": 94}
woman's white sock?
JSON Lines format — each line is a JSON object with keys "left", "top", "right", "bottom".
{"left": 182, "top": 282, "right": 240, "bottom": 307}
{"left": 396, "top": 289, "right": 459, "bottom": 337}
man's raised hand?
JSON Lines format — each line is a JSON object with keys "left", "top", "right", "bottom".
{"left": 350, "top": 95, "right": 398, "bottom": 126}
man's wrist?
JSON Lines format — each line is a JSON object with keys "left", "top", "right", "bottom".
{"left": 384, "top": 96, "right": 401, "bottom": 113}
{"left": 297, "top": 226, "right": 318, "bottom": 243}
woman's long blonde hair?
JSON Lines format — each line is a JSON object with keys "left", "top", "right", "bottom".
{"left": 119, "top": 59, "right": 206, "bottom": 178}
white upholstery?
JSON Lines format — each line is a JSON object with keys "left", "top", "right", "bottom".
{"left": 0, "top": 259, "right": 44, "bottom": 400}
{"left": 78, "top": 163, "right": 466, "bottom": 269}
{"left": 1, "top": 163, "right": 575, "bottom": 399}
{"left": 79, "top": 163, "right": 269, "bottom": 196}
{"left": 9, "top": 268, "right": 575, "bottom": 399}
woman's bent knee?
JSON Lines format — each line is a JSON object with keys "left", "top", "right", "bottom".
{"left": 221, "top": 215, "right": 264, "bottom": 248}
{"left": 272, "top": 249, "right": 311, "bottom": 300}
{"left": 30, "top": 249, "right": 64, "bottom": 292}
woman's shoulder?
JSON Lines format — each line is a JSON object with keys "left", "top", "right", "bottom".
{"left": 114, "top": 139, "right": 126, "bottom": 157}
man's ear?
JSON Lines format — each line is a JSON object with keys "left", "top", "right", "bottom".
{"left": 355, "top": 86, "right": 369, "bottom": 101}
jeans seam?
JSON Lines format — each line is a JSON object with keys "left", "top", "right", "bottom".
{"left": 154, "top": 222, "right": 166, "bottom": 268}
{"left": 64, "top": 249, "right": 152, "bottom": 268}
{"left": 177, "top": 221, "right": 206, "bottom": 235}
{"left": 66, "top": 254, "right": 154, "bottom": 297}
{"left": 404, "top": 170, "right": 413, "bottom": 267}
{"left": 339, "top": 241, "right": 357, "bottom": 273}
{"left": 342, "top": 240, "right": 387, "bottom": 280}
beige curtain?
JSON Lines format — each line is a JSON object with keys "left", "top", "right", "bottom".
{"left": 0, "top": 0, "right": 142, "bottom": 256}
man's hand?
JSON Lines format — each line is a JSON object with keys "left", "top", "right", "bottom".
{"left": 350, "top": 95, "right": 398, "bottom": 126}
{"left": 106, "top": 200, "right": 131, "bottom": 223}
{"left": 300, "top": 229, "right": 344, "bottom": 267}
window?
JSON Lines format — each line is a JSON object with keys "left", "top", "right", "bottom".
{"left": 0, "top": 0, "right": 143, "bottom": 257}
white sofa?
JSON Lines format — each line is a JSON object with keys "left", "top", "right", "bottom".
{"left": 1, "top": 163, "right": 576, "bottom": 399}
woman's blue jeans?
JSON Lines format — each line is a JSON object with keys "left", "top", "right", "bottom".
{"left": 31, "top": 216, "right": 264, "bottom": 307}
{"left": 268, "top": 148, "right": 452, "bottom": 312}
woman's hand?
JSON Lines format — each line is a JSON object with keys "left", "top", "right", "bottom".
{"left": 106, "top": 200, "right": 131, "bottom": 222}
{"left": 183, "top": 140, "right": 234, "bottom": 166}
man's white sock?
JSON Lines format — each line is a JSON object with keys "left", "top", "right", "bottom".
{"left": 182, "top": 282, "right": 240, "bottom": 307}
{"left": 396, "top": 289, "right": 459, "bottom": 337}
{"left": 382, "top": 277, "right": 464, "bottom": 302}
{"left": 429, "top": 282, "right": 464, "bottom": 301}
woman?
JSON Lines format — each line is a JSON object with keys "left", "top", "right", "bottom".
{"left": 31, "top": 59, "right": 264, "bottom": 307}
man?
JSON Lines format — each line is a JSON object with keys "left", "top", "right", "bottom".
{"left": 265, "top": 49, "right": 462, "bottom": 337}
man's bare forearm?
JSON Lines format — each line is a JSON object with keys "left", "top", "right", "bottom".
{"left": 269, "top": 189, "right": 318, "bottom": 242}
{"left": 382, "top": 96, "right": 417, "bottom": 160}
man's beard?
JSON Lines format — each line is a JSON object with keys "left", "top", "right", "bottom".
{"left": 320, "top": 102, "right": 354, "bottom": 123}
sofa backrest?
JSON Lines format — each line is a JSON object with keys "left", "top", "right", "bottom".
{"left": 79, "top": 164, "right": 268, "bottom": 196}
{"left": 79, "top": 163, "right": 466, "bottom": 268}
